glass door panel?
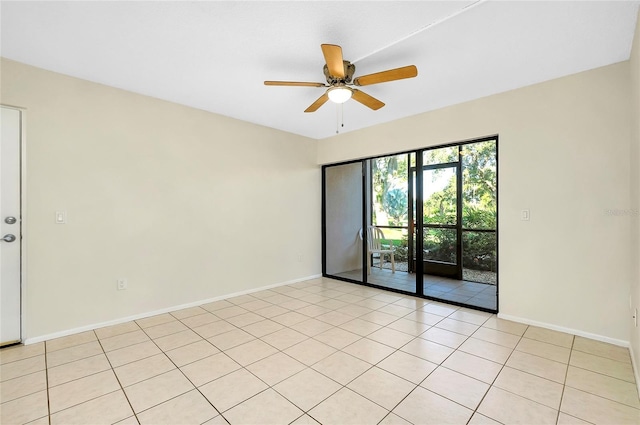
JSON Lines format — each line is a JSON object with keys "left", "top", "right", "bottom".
{"left": 460, "top": 139, "right": 498, "bottom": 310}
{"left": 324, "top": 162, "right": 364, "bottom": 281}
{"left": 423, "top": 167, "right": 457, "bottom": 225}
{"left": 421, "top": 164, "right": 461, "bottom": 279}
{"left": 366, "top": 154, "right": 414, "bottom": 292}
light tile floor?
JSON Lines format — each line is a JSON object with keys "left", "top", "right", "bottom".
{"left": 335, "top": 268, "right": 497, "bottom": 310}
{"left": 1, "top": 277, "right": 638, "bottom": 425}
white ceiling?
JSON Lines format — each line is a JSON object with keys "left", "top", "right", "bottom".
{"left": 1, "top": 1, "right": 639, "bottom": 140}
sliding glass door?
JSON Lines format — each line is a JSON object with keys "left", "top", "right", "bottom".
{"left": 323, "top": 161, "right": 364, "bottom": 280}
{"left": 322, "top": 137, "right": 498, "bottom": 313}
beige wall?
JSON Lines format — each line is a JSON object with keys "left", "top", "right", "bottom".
{"left": 630, "top": 10, "right": 640, "bottom": 377}
{"left": 0, "top": 59, "right": 321, "bottom": 341}
{"left": 319, "top": 62, "right": 632, "bottom": 343}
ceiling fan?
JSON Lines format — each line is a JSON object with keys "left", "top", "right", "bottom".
{"left": 264, "top": 44, "right": 418, "bottom": 113}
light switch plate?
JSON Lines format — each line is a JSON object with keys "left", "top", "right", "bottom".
{"left": 55, "top": 211, "right": 66, "bottom": 224}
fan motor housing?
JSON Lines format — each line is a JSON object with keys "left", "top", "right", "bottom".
{"left": 324, "top": 60, "right": 355, "bottom": 85}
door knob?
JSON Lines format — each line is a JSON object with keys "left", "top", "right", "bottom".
{"left": 1, "top": 234, "right": 16, "bottom": 243}
{"left": 4, "top": 217, "right": 17, "bottom": 224}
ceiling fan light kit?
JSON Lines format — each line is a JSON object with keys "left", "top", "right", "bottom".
{"left": 264, "top": 44, "right": 418, "bottom": 113}
{"left": 327, "top": 86, "right": 353, "bottom": 103}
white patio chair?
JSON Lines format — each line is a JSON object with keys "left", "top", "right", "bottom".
{"left": 359, "top": 226, "right": 395, "bottom": 274}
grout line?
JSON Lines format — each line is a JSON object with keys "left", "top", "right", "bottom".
{"left": 556, "top": 336, "right": 574, "bottom": 424}
{"left": 567, "top": 363, "right": 637, "bottom": 384}
{"left": 47, "top": 389, "right": 128, "bottom": 422}
{"left": 94, "top": 330, "right": 141, "bottom": 425}
{"left": 570, "top": 346, "right": 635, "bottom": 364}
{"left": 463, "top": 321, "right": 528, "bottom": 423}
{"left": 44, "top": 335, "right": 136, "bottom": 422}
{"left": 135, "top": 327, "right": 224, "bottom": 422}
{"left": 44, "top": 341, "right": 51, "bottom": 425}
{"left": 45, "top": 352, "right": 111, "bottom": 388}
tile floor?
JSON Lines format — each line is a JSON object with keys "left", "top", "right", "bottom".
{"left": 335, "top": 268, "right": 497, "bottom": 310}
{"left": 1, "top": 277, "right": 638, "bottom": 424}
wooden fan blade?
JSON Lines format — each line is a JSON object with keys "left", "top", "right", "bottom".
{"left": 352, "top": 89, "right": 385, "bottom": 110}
{"left": 353, "top": 65, "right": 418, "bottom": 86}
{"left": 304, "top": 92, "right": 329, "bottom": 113}
{"left": 264, "top": 81, "right": 326, "bottom": 87}
{"left": 321, "top": 44, "right": 345, "bottom": 78}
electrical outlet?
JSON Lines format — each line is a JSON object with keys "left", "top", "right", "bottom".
{"left": 117, "top": 278, "right": 128, "bottom": 291}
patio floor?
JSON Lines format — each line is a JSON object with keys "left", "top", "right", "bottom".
{"left": 333, "top": 267, "right": 497, "bottom": 311}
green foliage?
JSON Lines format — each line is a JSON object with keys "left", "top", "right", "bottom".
{"left": 423, "top": 171, "right": 457, "bottom": 225}
{"left": 424, "top": 146, "right": 458, "bottom": 165}
{"left": 422, "top": 229, "right": 496, "bottom": 272}
{"left": 461, "top": 141, "right": 497, "bottom": 214}
{"left": 422, "top": 141, "right": 496, "bottom": 228}
{"left": 423, "top": 229, "right": 457, "bottom": 263}
{"left": 463, "top": 231, "right": 496, "bottom": 271}
{"left": 463, "top": 206, "right": 496, "bottom": 229}
{"left": 421, "top": 141, "right": 497, "bottom": 270}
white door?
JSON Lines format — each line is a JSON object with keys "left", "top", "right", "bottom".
{"left": 0, "top": 106, "right": 22, "bottom": 346}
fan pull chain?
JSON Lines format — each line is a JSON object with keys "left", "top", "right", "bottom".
{"left": 336, "top": 103, "right": 345, "bottom": 134}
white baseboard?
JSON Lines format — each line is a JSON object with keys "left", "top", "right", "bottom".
{"left": 630, "top": 345, "right": 640, "bottom": 397}
{"left": 23, "top": 274, "right": 322, "bottom": 345}
{"left": 498, "top": 313, "right": 630, "bottom": 347}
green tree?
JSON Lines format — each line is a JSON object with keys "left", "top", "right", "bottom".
{"left": 461, "top": 141, "right": 497, "bottom": 228}
{"left": 421, "top": 141, "right": 496, "bottom": 229}
{"left": 372, "top": 155, "right": 409, "bottom": 226}
{"left": 421, "top": 141, "right": 497, "bottom": 270}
